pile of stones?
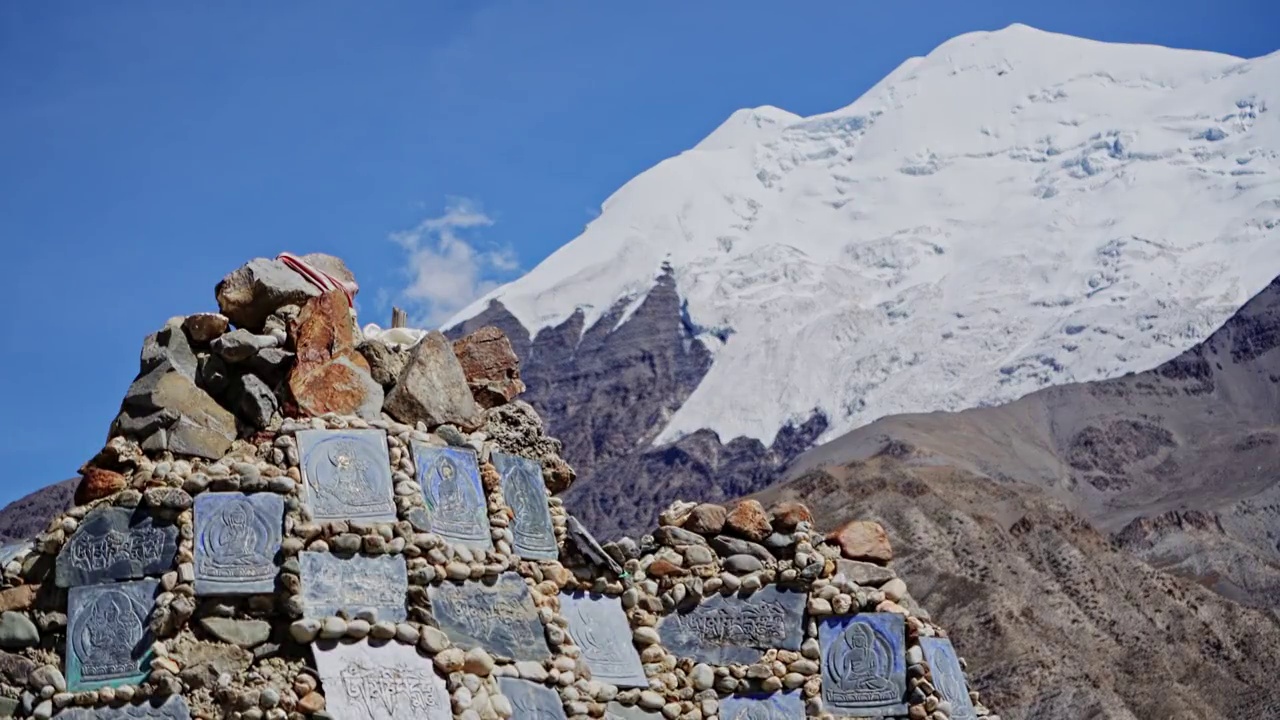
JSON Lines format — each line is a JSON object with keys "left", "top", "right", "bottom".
{"left": 0, "top": 254, "right": 999, "bottom": 720}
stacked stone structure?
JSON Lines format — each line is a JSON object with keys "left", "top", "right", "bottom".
{"left": 0, "top": 255, "right": 998, "bottom": 720}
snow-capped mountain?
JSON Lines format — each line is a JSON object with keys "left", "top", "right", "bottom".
{"left": 448, "top": 24, "right": 1280, "bottom": 452}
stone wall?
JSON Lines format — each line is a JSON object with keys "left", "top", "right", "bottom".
{"left": 0, "top": 255, "right": 998, "bottom": 720}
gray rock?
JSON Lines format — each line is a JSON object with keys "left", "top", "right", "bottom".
{"left": 0, "top": 697, "right": 17, "bottom": 717}
{"left": 233, "top": 373, "right": 279, "bottom": 429}
{"left": 383, "top": 331, "right": 482, "bottom": 430}
{"left": 710, "top": 535, "right": 775, "bottom": 563}
{"left": 0, "top": 653, "right": 35, "bottom": 687}
{"left": 653, "top": 526, "right": 709, "bottom": 547}
{"left": 684, "top": 545, "right": 716, "bottom": 566}
{"left": 140, "top": 319, "right": 198, "bottom": 380}
{"left": 144, "top": 487, "right": 193, "bottom": 511}
{"left": 247, "top": 348, "right": 294, "bottom": 385}
{"left": 197, "top": 354, "right": 232, "bottom": 397}
{"left": 0, "top": 612, "right": 39, "bottom": 649}
{"left": 211, "top": 329, "right": 279, "bottom": 364}
{"left": 112, "top": 362, "right": 236, "bottom": 460}
{"left": 724, "top": 554, "right": 764, "bottom": 574}
{"left": 200, "top": 617, "right": 272, "bottom": 648}
{"left": 566, "top": 515, "right": 624, "bottom": 576}
{"left": 332, "top": 355, "right": 384, "bottom": 421}
{"left": 357, "top": 339, "right": 409, "bottom": 390}
{"left": 836, "top": 559, "right": 897, "bottom": 586}
{"left": 215, "top": 255, "right": 355, "bottom": 332}
{"left": 763, "top": 532, "right": 795, "bottom": 552}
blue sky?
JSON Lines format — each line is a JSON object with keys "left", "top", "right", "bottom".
{"left": 1, "top": 1, "right": 1276, "bottom": 508}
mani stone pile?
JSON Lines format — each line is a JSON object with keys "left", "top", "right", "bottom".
{"left": 0, "top": 254, "right": 998, "bottom": 720}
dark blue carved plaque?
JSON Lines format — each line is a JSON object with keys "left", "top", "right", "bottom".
{"left": 497, "top": 677, "right": 567, "bottom": 720}
{"left": 299, "top": 552, "right": 408, "bottom": 622}
{"left": 52, "top": 696, "right": 191, "bottom": 719}
{"left": 491, "top": 451, "right": 557, "bottom": 560}
{"left": 428, "top": 572, "right": 549, "bottom": 661}
{"left": 559, "top": 591, "right": 646, "bottom": 687}
{"left": 194, "top": 492, "right": 283, "bottom": 596}
{"left": 656, "top": 586, "right": 805, "bottom": 665}
{"left": 818, "top": 613, "right": 907, "bottom": 717}
{"left": 719, "top": 691, "right": 804, "bottom": 720}
{"left": 55, "top": 507, "right": 178, "bottom": 588}
{"left": 920, "top": 637, "right": 977, "bottom": 720}
{"left": 411, "top": 443, "right": 493, "bottom": 549}
{"left": 297, "top": 429, "right": 396, "bottom": 522}
{"left": 66, "top": 578, "right": 158, "bottom": 691}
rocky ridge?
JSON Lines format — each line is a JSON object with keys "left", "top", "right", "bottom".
{"left": 0, "top": 254, "right": 993, "bottom": 720}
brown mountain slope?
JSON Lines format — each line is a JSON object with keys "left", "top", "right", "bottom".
{"left": 0, "top": 478, "right": 75, "bottom": 543}
{"left": 755, "top": 457, "right": 1280, "bottom": 720}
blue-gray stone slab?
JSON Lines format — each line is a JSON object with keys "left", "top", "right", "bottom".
{"left": 297, "top": 429, "right": 396, "bottom": 522}
{"left": 55, "top": 507, "right": 178, "bottom": 588}
{"left": 52, "top": 696, "right": 191, "bottom": 719}
{"left": 313, "top": 638, "right": 451, "bottom": 720}
{"left": 428, "top": 572, "right": 548, "bottom": 661}
{"left": 298, "top": 552, "right": 407, "bottom": 622}
{"left": 559, "top": 591, "right": 646, "bottom": 687}
{"left": 656, "top": 586, "right": 805, "bottom": 665}
{"left": 0, "top": 540, "right": 31, "bottom": 567}
{"left": 194, "top": 492, "right": 283, "bottom": 596}
{"left": 719, "top": 691, "right": 804, "bottom": 720}
{"left": 604, "top": 703, "right": 663, "bottom": 720}
{"left": 920, "top": 637, "right": 977, "bottom": 720}
{"left": 66, "top": 578, "right": 159, "bottom": 691}
{"left": 819, "top": 613, "right": 908, "bottom": 717}
{"left": 411, "top": 443, "right": 493, "bottom": 550}
{"left": 497, "top": 677, "right": 567, "bottom": 720}
{"left": 492, "top": 451, "right": 557, "bottom": 560}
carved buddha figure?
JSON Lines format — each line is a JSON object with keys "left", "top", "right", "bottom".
{"left": 78, "top": 591, "right": 143, "bottom": 676}
{"left": 569, "top": 604, "right": 622, "bottom": 665}
{"left": 505, "top": 461, "right": 549, "bottom": 541}
{"left": 825, "top": 622, "right": 897, "bottom": 705}
{"left": 207, "top": 500, "right": 270, "bottom": 567}
{"left": 432, "top": 455, "right": 479, "bottom": 522}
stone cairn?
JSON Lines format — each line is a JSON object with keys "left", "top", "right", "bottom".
{"left": 0, "top": 254, "right": 999, "bottom": 720}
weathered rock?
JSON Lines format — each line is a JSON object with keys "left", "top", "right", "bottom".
{"left": 74, "top": 467, "right": 126, "bottom": 504}
{"left": 452, "top": 326, "right": 526, "bottom": 408}
{"left": 199, "top": 617, "right": 272, "bottom": 648}
{"left": 709, "top": 535, "right": 775, "bottom": 563}
{"left": 144, "top": 487, "right": 192, "bottom": 511}
{"left": 653, "top": 526, "right": 708, "bottom": 548}
{"left": 0, "top": 612, "right": 38, "bottom": 649}
{"left": 233, "top": 373, "right": 279, "bottom": 429}
{"left": 0, "top": 587, "right": 35, "bottom": 614}
{"left": 769, "top": 501, "right": 812, "bottom": 531}
{"left": 140, "top": 319, "right": 198, "bottom": 380}
{"left": 827, "top": 520, "right": 893, "bottom": 563}
{"left": 383, "top": 331, "right": 482, "bottom": 430}
{"left": 288, "top": 291, "right": 382, "bottom": 420}
{"left": 182, "top": 313, "right": 230, "bottom": 344}
{"left": 483, "top": 401, "right": 576, "bottom": 493}
{"left": 247, "top": 348, "right": 294, "bottom": 386}
{"left": 356, "top": 339, "right": 409, "bottom": 390}
{"left": 835, "top": 559, "right": 897, "bottom": 586}
{"left": 685, "top": 504, "right": 727, "bottom": 535}
{"left": 724, "top": 554, "right": 764, "bottom": 574}
{"left": 0, "top": 652, "right": 35, "bottom": 687}
{"left": 646, "top": 559, "right": 686, "bottom": 578}
{"left": 211, "top": 329, "right": 278, "bottom": 364}
{"left": 724, "top": 500, "right": 772, "bottom": 542}
{"left": 111, "top": 364, "right": 236, "bottom": 460}
{"left": 197, "top": 354, "right": 232, "bottom": 397}
{"left": 215, "top": 255, "right": 355, "bottom": 332}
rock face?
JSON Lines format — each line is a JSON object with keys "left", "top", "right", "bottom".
{"left": 214, "top": 254, "right": 355, "bottom": 332}
{"left": 383, "top": 331, "right": 482, "bottom": 430}
{"left": 111, "top": 353, "right": 237, "bottom": 460}
{"left": 451, "top": 326, "right": 526, "bottom": 408}
{"left": 287, "top": 290, "right": 382, "bottom": 420}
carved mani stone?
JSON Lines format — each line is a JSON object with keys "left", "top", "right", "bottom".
{"left": 605, "top": 703, "right": 663, "bottom": 720}
{"left": 492, "top": 451, "right": 557, "bottom": 560}
{"left": 428, "top": 572, "right": 549, "bottom": 661}
{"left": 719, "top": 691, "right": 805, "bottom": 720}
{"left": 818, "top": 613, "right": 908, "bottom": 717}
{"left": 55, "top": 506, "right": 178, "bottom": 588}
{"left": 559, "top": 591, "right": 647, "bottom": 687}
{"left": 497, "top": 677, "right": 568, "bottom": 720}
{"left": 411, "top": 443, "right": 493, "bottom": 550}
{"left": 65, "top": 578, "right": 158, "bottom": 691}
{"left": 193, "top": 492, "right": 283, "bottom": 596}
{"left": 297, "top": 429, "right": 396, "bottom": 522}
{"left": 920, "top": 637, "right": 978, "bottom": 720}
{"left": 656, "top": 586, "right": 805, "bottom": 665}
{"left": 299, "top": 552, "right": 408, "bottom": 622}
{"left": 51, "top": 696, "right": 191, "bottom": 719}
{"left": 313, "top": 638, "right": 450, "bottom": 720}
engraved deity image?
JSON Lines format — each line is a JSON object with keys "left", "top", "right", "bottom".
{"left": 420, "top": 448, "right": 489, "bottom": 545}
{"left": 201, "top": 498, "right": 273, "bottom": 577}
{"left": 300, "top": 430, "right": 395, "bottom": 521}
{"left": 729, "top": 703, "right": 776, "bottom": 720}
{"left": 498, "top": 455, "right": 555, "bottom": 556}
{"left": 824, "top": 622, "right": 898, "bottom": 706}
{"left": 566, "top": 602, "right": 627, "bottom": 670}
{"left": 71, "top": 590, "right": 147, "bottom": 680}
{"left": 510, "top": 694, "right": 562, "bottom": 720}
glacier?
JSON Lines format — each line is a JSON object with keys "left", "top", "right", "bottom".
{"left": 442, "top": 23, "right": 1280, "bottom": 450}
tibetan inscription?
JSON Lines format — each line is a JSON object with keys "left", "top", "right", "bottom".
{"left": 299, "top": 552, "right": 408, "bottom": 622}
{"left": 559, "top": 592, "right": 647, "bottom": 687}
{"left": 656, "top": 586, "right": 805, "bottom": 665}
{"left": 920, "top": 638, "right": 977, "bottom": 720}
{"left": 66, "top": 578, "right": 158, "bottom": 691}
{"left": 428, "top": 572, "right": 549, "bottom": 661}
{"left": 411, "top": 443, "right": 493, "bottom": 549}
{"left": 314, "top": 639, "right": 450, "bottom": 720}
{"left": 497, "top": 677, "right": 568, "bottom": 720}
{"left": 55, "top": 506, "right": 178, "bottom": 588}
{"left": 52, "top": 696, "right": 191, "bottom": 720}
{"left": 194, "top": 492, "right": 283, "bottom": 596}
{"left": 719, "top": 692, "right": 805, "bottom": 720}
{"left": 605, "top": 703, "right": 663, "bottom": 720}
{"left": 298, "top": 429, "right": 396, "bottom": 522}
{"left": 819, "top": 613, "right": 907, "bottom": 717}
{"left": 492, "top": 451, "right": 557, "bottom": 560}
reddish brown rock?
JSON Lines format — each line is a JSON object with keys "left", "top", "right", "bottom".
{"left": 827, "top": 520, "right": 894, "bottom": 564}
{"left": 770, "top": 501, "right": 813, "bottom": 532}
{"left": 685, "top": 503, "right": 728, "bottom": 535}
{"left": 215, "top": 254, "right": 356, "bottom": 332}
{"left": 724, "top": 500, "right": 772, "bottom": 542}
{"left": 181, "top": 313, "right": 230, "bottom": 344}
{"left": 452, "top": 326, "right": 527, "bottom": 408}
{"left": 75, "top": 466, "right": 126, "bottom": 504}
{"left": 288, "top": 291, "right": 382, "bottom": 420}
{"left": 297, "top": 692, "right": 326, "bottom": 714}
{"left": 646, "top": 558, "right": 687, "bottom": 578}
{"left": 0, "top": 586, "right": 36, "bottom": 613}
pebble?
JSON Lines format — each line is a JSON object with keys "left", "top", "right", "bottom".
{"left": 420, "top": 626, "right": 451, "bottom": 653}
{"left": 319, "top": 617, "right": 347, "bottom": 639}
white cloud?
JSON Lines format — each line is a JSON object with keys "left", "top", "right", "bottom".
{"left": 390, "top": 197, "right": 520, "bottom": 327}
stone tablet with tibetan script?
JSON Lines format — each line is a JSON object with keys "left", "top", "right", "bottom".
{"left": 194, "top": 492, "right": 283, "bottom": 595}
{"left": 55, "top": 506, "right": 178, "bottom": 588}
{"left": 920, "top": 637, "right": 977, "bottom": 720}
{"left": 299, "top": 552, "right": 408, "bottom": 622}
{"left": 497, "top": 677, "right": 568, "bottom": 720}
{"left": 313, "top": 639, "right": 450, "bottom": 720}
{"left": 492, "top": 451, "right": 557, "bottom": 560}
{"left": 560, "top": 591, "right": 647, "bottom": 687}
{"left": 52, "top": 696, "right": 191, "bottom": 719}
{"left": 411, "top": 443, "right": 493, "bottom": 549}
{"left": 66, "top": 578, "right": 158, "bottom": 691}
{"left": 819, "top": 613, "right": 907, "bottom": 717}
{"left": 428, "top": 572, "right": 549, "bottom": 661}
{"left": 719, "top": 691, "right": 805, "bottom": 720}
{"left": 656, "top": 586, "right": 805, "bottom": 665}
{"left": 298, "top": 429, "right": 396, "bottom": 522}
{"left": 604, "top": 703, "right": 663, "bottom": 720}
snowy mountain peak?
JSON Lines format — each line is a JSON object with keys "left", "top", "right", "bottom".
{"left": 446, "top": 26, "right": 1280, "bottom": 450}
